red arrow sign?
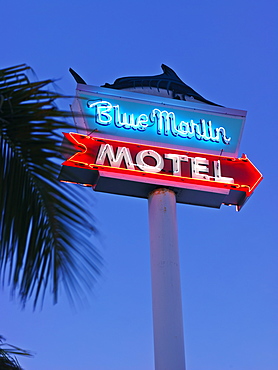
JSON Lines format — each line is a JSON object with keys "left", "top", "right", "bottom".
{"left": 61, "top": 132, "right": 262, "bottom": 194}
{"left": 61, "top": 132, "right": 262, "bottom": 195}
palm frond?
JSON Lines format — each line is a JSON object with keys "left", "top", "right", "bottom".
{"left": 0, "top": 64, "right": 101, "bottom": 308}
{"left": 0, "top": 335, "right": 32, "bottom": 370}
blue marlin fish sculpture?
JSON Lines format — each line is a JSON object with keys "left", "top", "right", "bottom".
{"left": 69, "top": 64, "right": 220, "bottom": 106}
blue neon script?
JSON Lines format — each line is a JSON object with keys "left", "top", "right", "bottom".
{"left": 87, "top": 100, "right": 231, "bottom": 145}
{"left": 75, "top": 87, "right": 246, "bottom": 156}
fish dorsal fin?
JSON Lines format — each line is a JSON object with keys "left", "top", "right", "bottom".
{"left": 161, "top": 64, "right": 182, "bottom": 81}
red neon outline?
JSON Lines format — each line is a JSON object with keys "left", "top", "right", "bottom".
{"left": 63, "top": 132, "right": 263, "bottom": 195}
{"left": 247, "top": 166, "right": 263, "bottom": 192}
{"left": 65, "top": 132, "right": 90, "bottom": 162}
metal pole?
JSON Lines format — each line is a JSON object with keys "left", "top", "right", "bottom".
{"left": 148, "top": 188, "right": 186, "bottom": 370}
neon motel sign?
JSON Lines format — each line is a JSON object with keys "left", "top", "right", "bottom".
{"left": 60, "top": 132, "right": 262, "bottom": 210}
{"left": 59, "top": 84, "right": 262, "bottom": 210}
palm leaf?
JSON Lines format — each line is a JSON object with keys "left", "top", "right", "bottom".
{"left": 0, "top": 64, "right": 101, "bottom": 308}
{"left": 0, "top": 335, "right": 32, "bottom": 370}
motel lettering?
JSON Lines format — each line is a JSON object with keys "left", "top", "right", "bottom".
{"left": 95, "top": 143, "right": 234, "bottom": 184}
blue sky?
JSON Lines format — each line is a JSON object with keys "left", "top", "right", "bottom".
{"left": 1, "top": 1, "right": 278, "bottom": 369}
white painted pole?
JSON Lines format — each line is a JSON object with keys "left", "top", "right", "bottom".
{"left": 148, "top": 188, "right": 186, "bottom": 370}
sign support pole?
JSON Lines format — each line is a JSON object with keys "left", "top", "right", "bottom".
{"left": 148, "top": 188, "right": 186, "bottom": 370}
